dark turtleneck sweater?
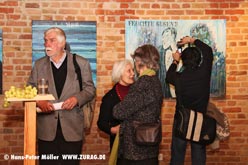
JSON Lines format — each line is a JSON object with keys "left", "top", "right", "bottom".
{"left": 115, "top": 83, "right": 130, "bottom": 101}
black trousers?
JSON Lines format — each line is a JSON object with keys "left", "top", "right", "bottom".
{"left": 117, "top": 157, "right": 158, "bottom": 165}
{"left": 38, "top": 120, "right": 83, "bottom": 165}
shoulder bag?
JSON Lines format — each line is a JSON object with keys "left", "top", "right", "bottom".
{"left": 133, "top": 119, "right": 162, "bottom": 146}
{"left": 73, "top": 54, "right": 96, "bottom": 130}
{"left": 207, "top": 102, "right": 230, "bottom": 141}
{"left": 173, "top": 80, "right": 216, "bottom": 145}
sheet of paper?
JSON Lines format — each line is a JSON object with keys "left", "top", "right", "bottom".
{"left": 53, "top": 102, "right": 64, "bottom": 110}
{"left": 36, "top": 102, "right": 64, "bottom": 113}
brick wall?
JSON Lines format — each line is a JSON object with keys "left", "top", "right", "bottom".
{"left": 0, "top": 0, "right": 248, "bottom": 164}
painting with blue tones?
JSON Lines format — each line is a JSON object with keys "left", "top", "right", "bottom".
{"left": 0, "top": 29, "right": 2, "bottom": 94}
{"left": 125, "top": 20, "right": 226, "bottom": 98}
{"left": 32, "top": 21, "right": 97, "bottom": 85}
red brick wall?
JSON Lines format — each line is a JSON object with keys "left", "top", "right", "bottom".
{"left": 0, "top": 0, "right": 248, "bottom": 164}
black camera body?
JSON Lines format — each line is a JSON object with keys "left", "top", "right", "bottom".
{"left": 177, "top": 42, "right": 191, "bottom": 53}
{"left": 177, "top": 42, "right": 184, "bottom": 53}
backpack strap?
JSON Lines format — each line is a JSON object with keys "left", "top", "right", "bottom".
{"left": 72, "top": 54, "right": 82, "bottom": 91}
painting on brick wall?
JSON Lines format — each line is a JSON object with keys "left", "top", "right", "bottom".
{"left": 32, "top": 20, "right": 97, "bottom": 85}
{"left": 0, "top": 29, "right": 2, "bottom": 94}
{"left": 125, "top": 20, "right": 226, "bottom": 98}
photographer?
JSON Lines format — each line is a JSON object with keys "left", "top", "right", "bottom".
{"left": 166, "top": 36, "right": 213, "bottom": 165}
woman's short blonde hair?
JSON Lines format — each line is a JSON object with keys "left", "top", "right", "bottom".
{"left": 112, "top": 59, "right": 133, "bottom": 83}
{"left": 131, "top": 44, "right": 160, "bottom": 71}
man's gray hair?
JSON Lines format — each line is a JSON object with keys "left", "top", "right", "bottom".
{"left": 44, "top": 27, "right": 66, "bottom": 43}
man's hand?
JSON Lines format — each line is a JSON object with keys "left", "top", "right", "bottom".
{"left": 172, "top": 51, "right": 181, "bottom": 63}
{"left": 37, "top": 100, "right": 55, "bottom": 113}
{"left": 177, "top": 36, "right": 196, "bottom": 46}
{"left": 62, "top": 96, "right": 78, "bottom": 110}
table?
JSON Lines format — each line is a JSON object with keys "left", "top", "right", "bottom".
{"left": 8, "top": 94, "right": 55, "bottom": 165}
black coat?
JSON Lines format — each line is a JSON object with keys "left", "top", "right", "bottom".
{"left": 166, "top": 39, "right": 213, "bottom": 113}
{"left": 97, "top": 84, "right": 121, "bottom": 150}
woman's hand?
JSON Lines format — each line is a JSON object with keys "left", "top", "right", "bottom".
{"left": 111, "top": 125, "right": 120, "bottom": 134}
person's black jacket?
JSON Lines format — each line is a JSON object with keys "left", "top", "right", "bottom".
{"left": 166, "top": 39, "right": 213, "bottom": 113}
{"left": 97, "top": 84, "right": 121, "bottom": 150}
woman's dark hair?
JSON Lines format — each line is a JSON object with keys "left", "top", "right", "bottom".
{"left": 181, "top": 46, "right": 203, "bottom": 70}
{"left": 131, "top": 44, "right": 160, "bottom": 71}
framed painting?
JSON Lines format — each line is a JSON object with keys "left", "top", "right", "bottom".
{"left": 0, "top": 30, "right": 2, "bottom": 94}
{"left": 125, "top": 20, "right": 226, "bottom": 98}
{"left": 32, "top": 20, "right": 97, "bottom": 85}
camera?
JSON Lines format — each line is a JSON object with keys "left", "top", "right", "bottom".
{"left": 177, "top": 42, "right": 183, "bottom": 53}
{"left": 177, "top": 41, "right": 191, "bottom": 53}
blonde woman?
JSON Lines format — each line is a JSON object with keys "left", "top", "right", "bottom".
{"left": 113, "top": 44, "right": 163, "bottom": 165}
